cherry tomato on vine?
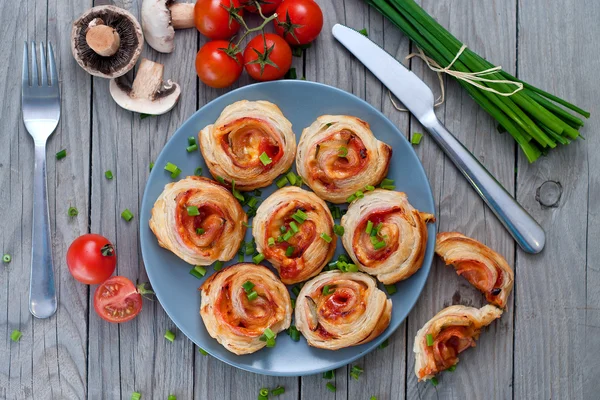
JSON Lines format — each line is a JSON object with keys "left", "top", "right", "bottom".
{"left": 242, "top": 0, "right": 282, "bottom": 14}
{"left": 196, "top": 41, "right": 244, "bottom": 88}
{"left": 244, "top": 33, "right": 292, "bottom": 81}
{"left": 66, "top": 234, "right": 116, "bottom": 285}
{"left": 274, "top": 0, "right": 323, "bottom": 45}
{"left": 194, "top": 0, "right": 244, "bottom": 40}
{"left": 94, "top": 276, "right": 143, "bottom": 323}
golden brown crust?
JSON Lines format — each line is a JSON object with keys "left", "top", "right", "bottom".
{"left": 200, "top": 263, "right": 292, "bottom": 355}
{"left": 199, "top": 100, "right": 296, "bottom": 191}
{"left": 149, "top": 176, "right": 246, "bottom": 265}
{"left": 296, "top": 115, "right": 392, "bottom": 203}
{"left": 435, "top": 232, "right": 514, "bottom": 308}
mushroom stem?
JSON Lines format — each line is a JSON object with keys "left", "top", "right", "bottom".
{"left": 169, "top": 3, "right": 195, "bottom": 29}
{"left": 85, "top": 18, "right": 121, "bottom": 57}
{"left": 132, "top": 58, "right": 166, "bottom": 99}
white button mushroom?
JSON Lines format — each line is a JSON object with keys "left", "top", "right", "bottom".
{"left": 142, "top": 0, "right": 196, "bottom": 53}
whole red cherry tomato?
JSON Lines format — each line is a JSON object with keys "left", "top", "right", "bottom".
{"left": 196, "top": 41, "right": 244, "bottom": 88}
{"left": 274, "top": 0, "right": 324, "bottom": 45}
{"left": 66, "top": 234, "right": 116, "bottom": 285}
{"left": 194, "top": 0, "right": 243, "bottom": 40}
{"left": 244, "top": 33, "right": 292, "bottom": 81}
{"left": 242, "top": 0, "right": 282, "bottom": 14}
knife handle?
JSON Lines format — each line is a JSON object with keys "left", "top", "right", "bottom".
{"left": 422, "top": 113, "right": 545, "bottom": 254}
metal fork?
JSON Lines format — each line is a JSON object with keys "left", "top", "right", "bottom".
{"left": 22, "top": 42, "right": 60, "bottom": 319}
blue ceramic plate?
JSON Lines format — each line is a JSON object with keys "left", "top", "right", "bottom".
{"left": 140, "top": 80, "right": 435, "bottom": 376}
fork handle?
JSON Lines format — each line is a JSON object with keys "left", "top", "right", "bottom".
{"left": 423, "top": 114, "right": 546, "bottom": 254}
{"left": 30, "top": 142, "right": 57, "bottom": 318}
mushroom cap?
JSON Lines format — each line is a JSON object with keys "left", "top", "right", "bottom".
{"left": 71, "top": 5, "right": 144, "bottom": 78}
{"left": 142, "top": 0, "right": 175, "bottom": 53}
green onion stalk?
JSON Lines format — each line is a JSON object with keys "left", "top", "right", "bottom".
{"left": 367, "top": 0, "right": 590, "bottom": 162}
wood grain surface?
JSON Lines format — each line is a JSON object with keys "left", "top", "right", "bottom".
{"left": 0, "top": 0, "right": 596, "bottom": 399}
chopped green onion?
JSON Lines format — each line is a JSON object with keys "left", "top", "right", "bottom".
{"left": 238, "top": 254, "right": 244, "bottom": 262}
{"left": 67, "top": 206, "right": 78, "bottom": 217}
{"left": 3, "top": 254, "right": 11, "bottom": 263}
{"left": 188, "top": 136, "right": 196, "bottom": 146}
{"left": 253, "top": 253, "right": 265, "bottom": 264}
{"left": 285, "top": 66, "right": 298, "bottom": 79}
{"left": 448, "top": 365, "right": 457, "bottom": 372}
{"left": 370, "top": 236, "right": 379, "bottom": 245}
{"left": 333, "top": 224, "right": 344, "bottom": 236}
{"left": 186, "top": 144, "right": 198, "bottom": 152}
{"left": 105, "top": 170, "right": 113, "bottom": 180}
{"left": 365, "top": 185, "right": 375, "bottom": 191}
{"left": 168, "top": 395, "right": 176, "bottom": 400}
{"left": 374, "top": 222, "right": 383, "bottom": 235}
{"left": 279, "top": 225, "right": 287, "bottom": 233}
{"left": 347, "top": 263, "right": 359, "bottom": 272}
{"left": 268, "top": 237, "right": 275, "bottom": 246}
{"left": 292, "top": 46, "right": 303, "bottom": 57}
{"left": 186, "top": 206, "right": 199, "bottom": 216}
{"left": 323, "top": 370, "right": 335, "bottom": 379}
{"left": 271, "top": 386, "right": 285, "bottom": 396}
{"left": 213, "top": 261, "right": 223, "bottom": 271}
{"left": 253, "top": 189, "right": 262, "bottom": 196}
{"left": 322, "top": 285, "right": 335, "bottom": 295}
{"left": 330, "top": 205, "right": 341, "bottom": 219}
{"left": 164, "top": 162, "right": 181, "bottom": 179}
{"left": 245, "top": 241, "right": 255, "bottom": 255}
{"left": 277, "top": 235, "right": 284, "bottom": 243}
{"left": 293, "top": 209, "right": 308, "bottom": 222}
{"left": 378, "top": 338, "right": 389, "bottom": 349}
{"left": 259, "top": 388, "right": 269, "bottom": 397}
{"left": 355, "top": 190, "right": 364, "bottom": 199}
{"left": 216, "top": 176, "right": 225, "bottom": 184}
{"left": 282, "top": 230, "right": 293, "bottom": 242}
{"left": 291, "top": 298, "right": 296, "bottom": 309}
{"left": 266, "top": 337, "right": 276, "bottom": 347}
{"left": 326, "top": 382, "right": 336, "bottom": 392}
{"left": 56, "top": 149, "right": 67, "bottom": 160}
{"left": 288, "top": 325, "right": 300, "bottom": 342}
{"left": 350, "top": 365, "right": 364, "bottom": 380}
{"left": 121, "top": 209, "right": 134, "bottom": 222}
{"left": 411, "top": 132, "right": 423, "bottom": 145}
{"left": 259, "top": 152, "right": 272, "bottom": 166}
{"left": 289, "top": 221, "right": 299, "bottom": 233}
{"left": 264, "top": 327, "right": 275, "bottom": 339}
{"left": 320, "top": 232, "right": 332, "bottom": 243}
{"left": 10, "top": 329, "right": 22, "bottom": 342}
{"left": 149, "top": 162, "right": 154, "bottom": 171}
{"left": 131, "top": 392, "right": 141, "bottom": 400}
{"left": 242, "top": 281, "right": 255, "bottom": 293}
{"left": 247, "top": 291, "right": 258, "bottom": 301}
{"left": 276, "top": 176, "right": 289, "bottom": 188}
{"left": 347, "top": 194, "right": 357, "bottom": 203}
{"left": 190, "top": 265, "right": 207, "bottom": 279}
{"left": 374, "top": 240, "right": 386, "bottom": 250}
{"left": 194, "top": 167, "right": 203, "bottom": 176}
{"left": 426, "top": 333, "right": 434, "bottom": 346}
{"left": 196, "top": 228, "right": 205, "bottom": 235}
{"left": 430, "top": 376, "right": 438, "bottom": 386}
{"left": 380, "top": 178, "right": 395, "bottom": 190}
{"left": 285, "top": 246, "right": 295, "bottom": 257}
{"left": 198, "top": 347, "right": 208, "bottom": 356}
{"left": 370, "top": 397, "right": 378, "bottom": 400}
{"left": 286, "top": 171, "right": 297, "bottom": 185}
{"left": 366, "top": 220, "right": 373, "bottom": 234}
{"left": 247, "top": 197, "right": 259, "bottom": 208}
{"left": 164, "top": 329, "right": 175, "bottom": 342}
{"left": 385, "top": 284, "right": 397, "bottom": 295}
{"left": 294, "top": 175, "right": 303, "bottom": 187}
{"left": 338, "top": 146, "right": 348, "bottom": 157}
{"left": 292, "top": 286, "right": 301, "bottom": 296}
{"left": 359, "top": 28, "right": 368, "bottom": 36}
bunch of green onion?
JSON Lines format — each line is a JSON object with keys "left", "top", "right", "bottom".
{"left": 367, "top": 0, "right": 590, "bottom": 162}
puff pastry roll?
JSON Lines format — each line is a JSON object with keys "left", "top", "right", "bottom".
{"left": 414, "top": 305, "right": 502, "bottom": 381}
{"left": 296, "top": 115, "right": 392, "bottom": 203}
{"left": 435, "top": 232, "right": 514, "bottom": 308}
{"left": 199, "top": 100, "right": 296, "bottom": 191}
{"left": 253, "top": 187, "right": 336, "bottom": 285}
{"left": 149, "top": 176, "right": 247, "bottom": 265}
{"left": 295, "top": 271, "right": 392, "bottom": 350}
{"left": 200, "top": 263, "right": 292, "bottom": 355}
{"left": 341, "top": 189, "right": 434, "bottom": 284}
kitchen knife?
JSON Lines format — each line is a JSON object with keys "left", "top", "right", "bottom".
{"left": 332, "top": 23, "right": 545, "bottom": 254}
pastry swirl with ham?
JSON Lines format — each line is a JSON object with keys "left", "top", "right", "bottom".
{"left": 199, "top": 100, "right": 296, "bottom": 191}
{"left": 414, "top": 305, "right": 502, "bottom": 381}
{"left": 296, "top": 115, "right": 392, "bottom": 203}
{"left": 253, "top": 187, "right": 336, "bottom": 285}
{"left": 341, "top": 189, "right": 435, "bottom": 284}
{"left": 149, "top": 176, "right": 246, "bottom": 265}
{"left": 200, "top": 263, "right": 292, "bottom": 355}
{"left": 435, "top": 232, "right": 514, "bottom": 308}
{"left": 295, "top": 271, "right": 392, "bottom": 350}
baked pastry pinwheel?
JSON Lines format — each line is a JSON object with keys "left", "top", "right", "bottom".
{"left": 341, "top": 189, "right": 435, "bottom": 284}
{"left": 253, "top": 187, "right": 336, "bottom": 285}
{"left": 414, "top": 305, "right": 502, "bottom": 381}
{"left": 149, "top": 176, "right": 247, "bottom": 265}
{"left": 296, "top": 115, "right": 392, "bottom": 203}
{"left": 295, "top": 271, "right": 392, "bottom": 350}
{"left": 200, "top": 263, "right": 292, "bottom": 355}
{"left": 436, "top": 232, "right": 514, "bottom": 308}
{"left": 198, "top": 100, "right": 296, "bottom": 191}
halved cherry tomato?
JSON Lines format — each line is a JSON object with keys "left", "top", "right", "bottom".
{"left": 194, "top": 0, "right": 243, "bottom": 40}
{"left": 196, "top": 41, "right": 244, "bottom": 88}
{"left": 244, "top": 33, "right": 292, "bottom": 81}
{"left": 242, "top": 0, "right": 282, "bottom": 14}
{"left": 274, "top": 0, "right": 323, "bottom": 45}
{"left": 66, "top": 234, "right": 116, "bottom": 285}
{"left": 94, "top": 276, "right": 143, "bottom": 323}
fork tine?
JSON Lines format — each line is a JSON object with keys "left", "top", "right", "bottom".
{"left": 39, "top": 42, "right": 48, "bottom": 86}
{"left": 48, "top": 43, "right": 58, "bottom": 87}
{"left": 22, "top": 42, "right": 29, "bottom": 87}
{"left": 30, "top": 41, "right": 38, "bottom": 86}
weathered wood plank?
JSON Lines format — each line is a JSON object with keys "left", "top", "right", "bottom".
{"left": 514, "top": 0, "right": 597, "bottom": 398}
{"left": 405, "top": 1, "right": 516, "bottom": 399}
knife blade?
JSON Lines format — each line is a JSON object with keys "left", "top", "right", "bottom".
{"left": 333, "top": 24, "right": 545, "bottom": 254}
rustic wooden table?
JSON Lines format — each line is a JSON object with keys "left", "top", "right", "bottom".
{"left": 2, "top": 0, "right": 598, "bottom": 399}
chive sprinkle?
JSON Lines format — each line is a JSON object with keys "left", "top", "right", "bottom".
{"left": 411, "top": 132, "right": 424, "bottom": 145}
{"left": 247, "top": 196, "right": 259, "bottom": 208}
{"left": 131, "top": 392, "right": 141, "bottom": 400}
{"left": 385, "top": 284, "right": 397, "bottom": 295}
{"left": 365, "top": 185, "right": 375, "bottom": 191}
{"left": 322, "top": 285, "right": 335, "bottom": 295}
{"left": 322, "top": 370, "right": 335, "bottom": 379}
{"left": 194, "top": 167, "right": 203, "bottom": 176}
{"left": 121, "top": 209, "right": 134, "bottom": 222}
{"left": 431, "top": 377, "right": 439, "bottom": 386}
{"left": 292, "top": 286, "right": 301, "bottom": 296}
{"left": 213, "top": 261, "right": 223, "bottom": 271}
{"left": 359, "top": 28, "right": 368, "bottom": 36}
{"left": 242, "top": 281, "right": 255, "bottom": 293}
{"left": 67, "top": 206, "right": 78, "bottom": 217}
{"left": 326, "top": 382, "right": 336, "bottom": 392}
{"left": 378, "top": 338, "right": 389, "bottom": 349}
{"left": 3, "top": 254, "right": 11, "bottom": 263}
{"left": 374, "top": 240, "right": 386, "bottom": 250}
{"left": 338, "top": 146, "right": 348, "bottom": 157}
{"left": 188, "top": 136, "right": 196, "bottom": 146}
{"left": 216, "top": 176, "right": 225, "bottom": 184}
{"left": 288, "top": 325, "right": 300, "bottom": 342}
{"left": 370, "top": 397, "right": 378, "bottom": 400}
{"left": 259, "top": 388, "right": 269, "bottom": 397}
{"left": 186, "top": 144, "right": 198, "bottom": 152}
{"left": 366, "top": 220, "right": 373, "bottom": 234}
{"left": 276, "top": 176, "right": 289, "bottom": 188}
{"left": 334, "top": 224, "right": 345, "bottom": 236}
{"left": 56, "top": 149, "right": 67, "bottom": 160}
{"left": 380, "top": 178, "right": 395, "bottom": 190}
{"left": 168, "top": 395, "right": 176, "bottom": 400}
{"left": 198, "top": 347, "right": 208, "bottom": 356}
{"left": 189, "top": 266, "right": 207, "bottom": 279}
{"left": 286, "top": 171, "right": 297, "bottom": 185}
{"left": 164, "top": 329, "right": 175, "bottom": 342}
{"left": 187, "top": 206, "right": 200, "bottom": 216}
{"left": 285, "top": 246, "right": 295, "bottom": 257}
{"left": 259, "top": 152, "right": 272, "bottom": 166}
{"left": 268, "top": 237, "right": 275, "bottom": 246}
{"left": 105, "top": 170, "right": 113, "bottom": 179}
{"left": 426, "top": 333, "right": 434, "bottom": 346}
{"left": 10, "top": 329, "right": 22, "bottom": 342}
{"left": 247, "top": 291, "right": 258, "bottom": 301}
{"left": 320, "top": 232, "right": 332, "bottom": 243}
{"left": 448, "top": 365, "right": 457, "bottom": 372}
{"left": 271, "top": 386, "right": 285, "bottom": 396}
{"left": 289, "top": 221, "right": 299, "bottom": 233}
{"left": 149, "top": 162, "right": 154, "bottom": 171}
{"left": 282, "top": 230, "right": 293, "bottom": 241}
{"left": 346, "top": 194, "right": 357, "bottom": 203}
{"left": 293, "top": 209, "right": 308, "bottom": 222}
{"left": 196, "top": 228, "right": 205, "bottom": 235}
{"left": 253, "top": 253, "right": 265, "bottom": 264}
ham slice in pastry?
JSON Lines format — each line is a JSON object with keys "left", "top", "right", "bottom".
{"left": 435, "top": 232, "right": 514, "bottom": 308}
{"left": 296, "top": 115, "right": 392, "bottom": 203}
{"left": 341, "top": 189, "right": 435, "bottom": 284}
{"left": 295, "top": 271, "right": 392, "bottom": 350}
{"left": 199, "top": 100, "right": 296, "bottom": 191}
{"left": 200, "top": 263, "right": 292, "bottom": 355}
{"left": 414, "top": 304, "right": 502, "bottom": 381}
{"left": 149, "top": 176, "right": 246, "bottom": 265}
{"left": 253, "top": 187, "right": 336, "bottom": 285}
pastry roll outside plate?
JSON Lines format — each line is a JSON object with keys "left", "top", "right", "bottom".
{"left": 341, "top": 189, "right": 435, "bottom": 284}
{"left": 253, "top": 187, "right": 336, "bottom": 285}
{"left": 296, "top": 115, "right": 392, "bottom": 203}
{"left": 149, "top": 176, "right": 246, "bottom": 265}
{"left": 295, "top": 271, "right": 392, "bottom": 350}
{"left": 199, "top": 100, "right": 296, "bottom": 191}
{"left": 200, "top": 263, "right": 292, "bottom": 355}
{"left": 436, "top": 232, "right": 514, "bottom": 308}
{"left": 414, "top": 304, "right": 502, "bottom": 381}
